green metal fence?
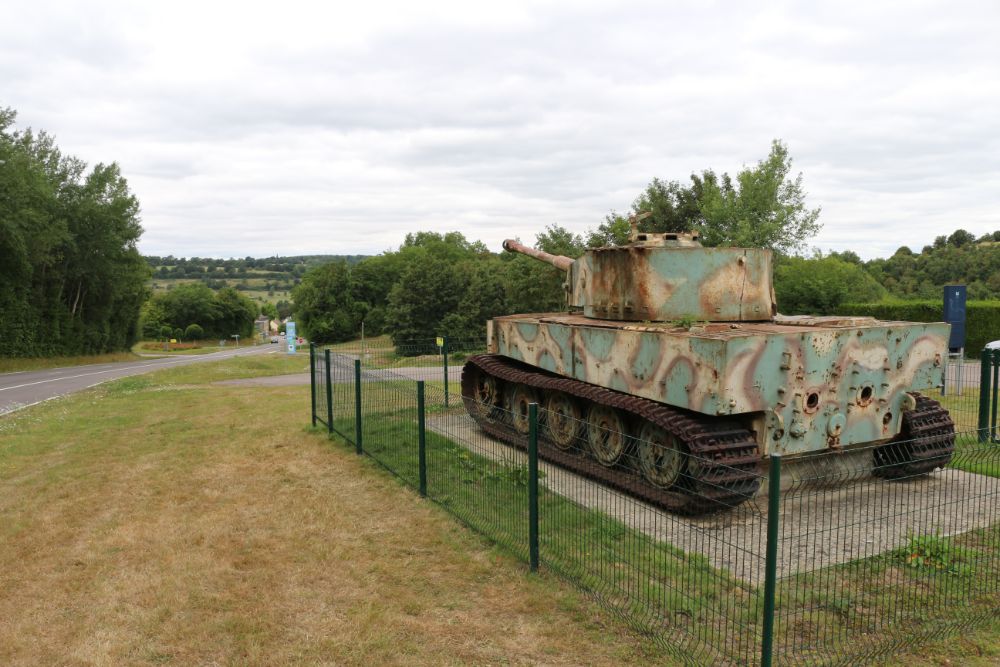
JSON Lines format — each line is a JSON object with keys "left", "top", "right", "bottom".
{"left": 309, "top": 341, "right": 1000, "bottom": 666}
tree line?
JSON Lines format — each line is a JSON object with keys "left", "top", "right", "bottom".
{"left": 293, "top": 140, "right": 1000, "bottom": 349}
{"left": 293, "top": 141, "right": 833, "bottom": 347}
{"left": 0, "top": 108, "right": 149, "bottom": 357}
{"left": 138, "top": 283, "right": 260, "bottom": 342}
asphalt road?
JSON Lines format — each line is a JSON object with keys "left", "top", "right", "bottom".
{"left": 0, "top": 344, "right": 283, "bottom": 416}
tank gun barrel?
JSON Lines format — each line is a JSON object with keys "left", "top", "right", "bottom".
{"left": 502, "top": 239, "right": 574, "bottom": 271}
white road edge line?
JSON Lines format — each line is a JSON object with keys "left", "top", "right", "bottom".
{"left": 0, "top": 348, "right": 261, "bottom": 393}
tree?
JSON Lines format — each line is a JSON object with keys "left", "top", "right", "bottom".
{"left": 590, "top": 140, "right": 821, "bottom": 254}
{"left": 292, "top": 260, "right": 363, "bottom": 344}
{"left": 697, "top": 141, "right": 821, "bottom": 253}
{"left": 586, "top": 212, "right": 631, "bottom": 248}
{"left": 260, "top": 302, "right": 278, "bottom": 320}
{"left": 631, "top": 177, "right": 701, "bottom": 233}
{"left": 184, "top": 323, "right": 204, "bottom": 340}
{"left": 214, "top": 287, "right": 258, "bottom": 338}
{"left": 774, "top": 255, "right": 885, "bottom": 315}
{"left": 534, "top": 223, "right": 585, "bottom": 258}
{"left": 386, "top": 252, "right": 468, "bottom": 348}
{"left": 0, "top": 107, "right": 149, "bottom": 356}
{"left": 440, "top": 259, "right": 508, "bottom": 343}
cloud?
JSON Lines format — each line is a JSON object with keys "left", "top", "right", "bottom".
{"left": 1, "top": 0, "right": 998, "bottom": 259}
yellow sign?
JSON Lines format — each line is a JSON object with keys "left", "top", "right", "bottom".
{"left": 436, "top": 337, "right": 444, "bottom": 347}
{"left": 170, "top": 339, "right": 177, "bottom": 343}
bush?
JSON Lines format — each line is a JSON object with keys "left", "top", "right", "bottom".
{"left": 184, "top": 323, "right": 204, "bottom": 340}
{"left": 837, "top": 300, "right": 1000, "bottom": 355}
{"left": 172, "top": 327, "right": 184, "bottom": 340}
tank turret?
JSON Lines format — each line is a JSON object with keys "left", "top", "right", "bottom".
{"left": 503, "top": 228, "right": 777, "bottom": 322}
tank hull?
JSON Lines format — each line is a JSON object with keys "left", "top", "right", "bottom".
{"left": 487, "top": 313, "right": 948, "bottom": 456}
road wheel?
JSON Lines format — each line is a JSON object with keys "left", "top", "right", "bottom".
{"left": 467, "top": 366, "right": 502, "bottom": 422}
{"left": 635, "top": 422, "right": 685, "bottom": 488}
{"left": 586, "top": 404, "right": 629, "bottom": 466}
{"left": 545, "top": 392, "right": 582, "bottom": 450}
{"left": 507, "top": 384, "right": 539, "bottom": 435}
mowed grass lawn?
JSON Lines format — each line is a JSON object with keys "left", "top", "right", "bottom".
{"left": 1, "top": 355, "right": 998, "bottom": 666}
{"left": 0, "top": 359, "right": 664, "bottom": 666}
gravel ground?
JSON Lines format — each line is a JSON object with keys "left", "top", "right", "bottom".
{"left": 428, "top": 416, "right": 998, "bottom": 584}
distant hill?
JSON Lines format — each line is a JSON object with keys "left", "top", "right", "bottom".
{"left": 143, "top": 254, "right": 368, "bottom": 311}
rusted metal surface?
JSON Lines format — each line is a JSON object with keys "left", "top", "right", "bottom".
{"left": 502, "top": 231, "right": 777, "bottom": 322}
{"left": 479, "top": 228, "right": 956, "bottom": 511}
{"left": 502, "top": 239, "right": 575, "bottom": 271}
{"left": 488, "top": 312, "right": 949, "bottom": 456}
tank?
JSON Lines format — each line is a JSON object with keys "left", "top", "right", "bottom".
{"left": 461, "top": 220, "right": 956, "bottom": 513}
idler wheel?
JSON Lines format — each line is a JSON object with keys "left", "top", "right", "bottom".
{"left": 586, "top": 404, "right": 629, "bottom": 466}
{"left": 468, "top": 367, "right": 503, "bottom": 422}
{"left": 507, "top": 384, "right": 539, "bottom": 435}
{"left": 636, "top": 422, "right": 684, "bottom": 488}
{"left": 544, "top": 392, "right": 582, "bottom": 450}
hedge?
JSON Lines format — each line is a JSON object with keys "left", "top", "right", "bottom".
{"left": 836, "top": 300, "right": 1000, "bottom": 356}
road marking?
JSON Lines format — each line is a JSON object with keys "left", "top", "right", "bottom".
{"left": 0, "top": 348, "right": 263, "bottom": 393}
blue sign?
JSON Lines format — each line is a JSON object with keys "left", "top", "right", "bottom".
{"left": 943, "top": 285, "right": 966, "bottom": 351}
{"left": 286, "top": 321, "right": 297, "bottom": 354}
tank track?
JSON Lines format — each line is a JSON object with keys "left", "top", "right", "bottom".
{"left": 873, "top": 393, "right": 956, "bottom": 479}
{"left": 461, "top": 354, "right": 762, "bottom": 515}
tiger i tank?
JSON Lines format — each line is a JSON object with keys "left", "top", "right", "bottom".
{"left": 460, "top": 219, "right": 956, "bottom": 514}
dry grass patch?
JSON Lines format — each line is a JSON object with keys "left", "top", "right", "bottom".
{"left": 0, "top": 375, "right": 666, "bottom": 666}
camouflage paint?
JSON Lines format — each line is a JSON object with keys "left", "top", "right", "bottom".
{"left": 489, "top": 313, "right": 947, "bottom": 456}
{"left": 569, "top": 246, "right": 777, "bottom": 322}
{"left": 497, "top": 232, "right": 949, "bottom": 457}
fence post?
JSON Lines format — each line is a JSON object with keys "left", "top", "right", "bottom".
{"left": 978, "top": 348, "right": 991, "bottom": 442}
{"left": 309, "top": 343, "right": 317, "bottom": 427}
{"left": 528, "top": 402, "right": 539, "bottom": 573}
{"left": 325, "top": 349, "right": 334, "bottom": 434}
{"left": 443, "top": 335, "right": 450, "bottom": 408}
{"left": 418, "top": 380, "right": 427, "bottom": 497}
{"left": 761, "top": 454, "right": 782, "bottom": 667}
{"left": 992, "top": 350, "right": 1000, "bottom": 442}
{"left": 354, "top": 359, "right": 363, "bottom": 454}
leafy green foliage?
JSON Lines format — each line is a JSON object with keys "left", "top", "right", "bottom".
{"left": 587, "top": 140, "right": 821, "bottom": 253}
{"left": 141, "top": 283, "right": 256, "bottom": 340}
{"left": 865, "top": 232, "right": 1000, "bottom": 300}
{"left": 291, "top": 260, "right": 364, "bottom": 345}
{"left": 0, "top": 107, "right": 149, "bottom": 357}
{"left": 893, "top": 533, "right": 977, "bottom": 577}
{"left": 184, "top": 323, "right": 204, "bottom": 340}
{"left": 775, "top": 254, "right": 886, "bottom": 315}
{"left": 697, "top": 140, "right": 821, "bottom": 253}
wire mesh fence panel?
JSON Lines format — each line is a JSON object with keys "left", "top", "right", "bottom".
{"left": 312, "top": 346, "right": 329, "bottom": 430}
{"left": 421, "top": 394, "right": 532, "bottom": 562}
{"left": 311, "top": 341, "right": 1000, "bottom": 666}
{"left": 937, "top": 354, "right": 983, "bottom": 432}
{"left": 527, "top": 406, "right": 771, "bottom": 666}
{"left": 323, "top": 337, "right": 488, "bottom": 371}
{"left": 770, "top": 432, "right": 1000, "bottom": 665}
{"left": 358, "top": 367, "right": 422, "bottom": 487}
{"left": 329, "top": 352, "right": 357, "bottom": 441}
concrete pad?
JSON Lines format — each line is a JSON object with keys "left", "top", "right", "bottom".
{"left": 428, "top": 415, "right": 999, "bottom": 584}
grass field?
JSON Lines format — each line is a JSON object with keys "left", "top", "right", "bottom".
{"left": 1, "top": 354, "right": 998, "bottom": 665}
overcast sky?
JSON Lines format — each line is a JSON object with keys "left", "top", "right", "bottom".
{"left": 2, "top": 0, "right": 998, "bottom": 260}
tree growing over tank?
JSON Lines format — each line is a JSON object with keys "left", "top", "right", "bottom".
{"left": 590, "top": 140, "right": 822, "bottom": 254}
